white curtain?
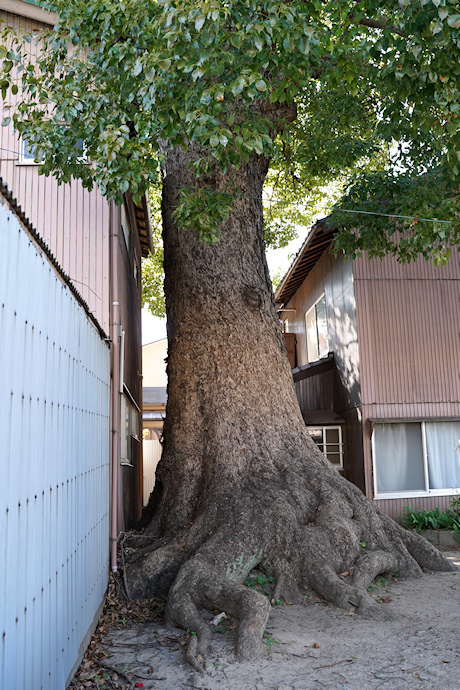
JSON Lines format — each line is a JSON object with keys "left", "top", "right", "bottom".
{"left": 426, "top": 422, "right": 460, "bottom": 490}
{"left": 374, "top": 423, "right": 425, "bottom": 493}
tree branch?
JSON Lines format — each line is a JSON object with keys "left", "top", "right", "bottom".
{"left": 356, "top": 17, "right": 404, "bottom": 37}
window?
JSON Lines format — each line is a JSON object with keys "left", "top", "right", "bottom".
{"left": 307, "top": 426, "right": 343, "bottom": 469}
{"left": 18, "top": 136, "right": 87, "bottom": 165}
{"left": 121, "top": 204, "right": 131, "bottom": 253}
{"left": 305, "top": 293, "right": 328, "bottom": 362}
{"left": 373, "top": 421, "right": 460, "bottom": 498}
{"left": 120, "top": 395, "right": 140, "bottom": 467}
{"left": 19, "top": 138, "right": 44, "bottom": 165}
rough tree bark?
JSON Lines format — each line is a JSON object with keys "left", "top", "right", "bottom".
{"left": 127, "top": 144, "right": 455, "bottom": 670}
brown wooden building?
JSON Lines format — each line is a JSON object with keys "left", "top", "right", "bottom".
{"left": 0, "top": 0, "right": 154, "bottom": 534}
{"left": 276, "top": 218, "right": 460, "bottom": 517}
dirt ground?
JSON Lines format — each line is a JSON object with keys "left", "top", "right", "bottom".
{"left": 70, "top": 548, "right": 460, "bottom": 690}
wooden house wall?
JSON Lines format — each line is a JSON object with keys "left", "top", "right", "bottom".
{"left": 0, "top": 4, "right": 146, "bottom": 535}
{"left": 283, "top": 249, "right": 365, "bottom": 489}
{"left": 117, "top": 203, "right": 144, "bottom": 526}
{"left": 353, "top": 251, "right": 460, "bottom": 506}
{"left": 294, "top": 368, "right": 335, "bottom": 412}
{"left": 0, "top": 10, "right": 111, "bottom": 333}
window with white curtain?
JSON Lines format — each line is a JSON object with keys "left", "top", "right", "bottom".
{"left": 305, "top": 293, "right": 329, "bottom": 363}
{"left": 373, "top": 421, "right": 460, "bottom": 498}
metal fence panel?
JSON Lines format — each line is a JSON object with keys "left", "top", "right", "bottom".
{"left": 0, "top": 200, "right": 110, "bottom": 689}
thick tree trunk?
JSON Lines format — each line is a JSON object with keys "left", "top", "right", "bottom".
{"left": 127, "top": 147, "right": 455, "bottom": 670}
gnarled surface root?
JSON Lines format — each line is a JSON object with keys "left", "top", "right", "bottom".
{"left": 126, "top": 457, "right": 457, "bottom": 667}
{"left": 166, "top": 554, "right": 271, "bottom": 667}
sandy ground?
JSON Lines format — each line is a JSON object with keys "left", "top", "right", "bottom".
{"left": 71, "top": 549, "right": 460, "bottom": 690}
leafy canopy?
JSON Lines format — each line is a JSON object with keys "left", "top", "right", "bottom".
{"left": 1, "top": 0, "right": 459, "bottom": 282}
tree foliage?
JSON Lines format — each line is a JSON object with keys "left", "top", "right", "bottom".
{"left": 142, "top": 186, "right": 166, "bottom": 318}
{"left": 1, "top": 0, "right": 459, "bottom": 265}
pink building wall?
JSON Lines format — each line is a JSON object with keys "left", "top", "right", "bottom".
{"left": 353, "top": 250, "right": 460, "bottom": 512}
{"left": 0, "top": 9, "right": 111, "bottom": 333}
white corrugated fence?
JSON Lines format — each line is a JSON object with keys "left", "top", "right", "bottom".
{"left": 0, "top": 199, "right": 111, "bottom": 689}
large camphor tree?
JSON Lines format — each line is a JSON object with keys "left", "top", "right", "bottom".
{"left": 2, "top": 0, "right": 459, "bottom": 668}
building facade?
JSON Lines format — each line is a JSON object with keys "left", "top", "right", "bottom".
{"left": 276, "top": 219, "right": 460, "bottom": 518}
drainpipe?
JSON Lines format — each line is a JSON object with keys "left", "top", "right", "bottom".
{"left": 110, "top": 206, "right": 120, "bottom": 572}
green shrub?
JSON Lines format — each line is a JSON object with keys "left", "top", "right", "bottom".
{"left": 400, "top": 498, "right": 460, "bottom": 533}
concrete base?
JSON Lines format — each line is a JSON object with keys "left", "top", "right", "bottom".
{"left": 419, "top": 529, "right": 460, "bottom": 548}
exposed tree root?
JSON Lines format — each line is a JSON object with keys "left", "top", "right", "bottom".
{"left": 126, "top": 452, "right": 457, "bottom": 670}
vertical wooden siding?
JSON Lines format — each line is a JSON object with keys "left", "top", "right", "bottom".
{"left": 354, "top": 251, "right": 460, "bottom": 501}
{"left": 283, "top": 250, "right": 360, "bottom": 404}
{"left": 0, "top": 10, "right": 111, "bottom": 333}
{"left": 0, "top": 202, "right": 110, "bottom": 689}
{"left": 373, "top": 495, "right": 454, "bottom": 519}
{"left": 283, "top": 249, "right": 365, "bottom": 488}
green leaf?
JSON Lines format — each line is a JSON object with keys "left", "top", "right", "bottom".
{"left": 195, "top": 16, "right": 205, "bottom": 32}
{"left": 192, "top": 67, "right": 204, "bottom": 80}
{"left": 133, "top": 59, "right": 143, "bottom": 76}
{"left": 447, "top": 14, "right": 460, "bottom": 28}
{"left": 253, "top": 138, "right": 264, "bottom": 155}
{"left": 231, "top": 77, "right": 246, "bottom": 96}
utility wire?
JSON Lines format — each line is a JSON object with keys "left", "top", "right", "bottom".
{"left": 1, "top": 147, "right": 456, "bottom": 226}
{"left": 334, "top": 208, "right": 454, "bottom": 226}
{"left": 172, "top": 184, "right": 456, "bottom": 225}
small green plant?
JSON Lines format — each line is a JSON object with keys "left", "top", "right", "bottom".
{"left": 244, "top": 572, "right": 274, "bottom": 596}
{"left": 271, "top": 598, "right": 284, "bottom": 606}
{"left": 400, "top": 503, "right": 460, "bottom": 533}
{"left": 263, "top": 632, "right": 280, "bottom": 652}
{"left": 360, "top": 541, "right": 366, "bottom": 548}
{"left": 367, "top": 575, "right": 387, "bottom": 593}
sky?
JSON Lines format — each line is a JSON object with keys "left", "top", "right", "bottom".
{"left": 141, "top": 234, "right": 305, "bottom": 345}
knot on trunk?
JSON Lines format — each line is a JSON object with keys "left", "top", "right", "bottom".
{"left": 242, "top": 285, "right": 263, "bottom": 312}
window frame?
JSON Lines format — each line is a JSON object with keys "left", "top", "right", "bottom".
{"left": 120, "top": 394, "right": 140, "bottom": 468}
{"left": 372, "top": 420, "right": 460, "bottom": 500}
{"left": 306, "top": 425, "right": 344, "bottom": 469}
{"left": 17, "top": 136, "right": 88, "bottom": 165}
{"left": 305, "top": 292, "right": 329, "bottom": 363}
{"left": 17, "top": 138, "right": 44, "bottom": 165}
